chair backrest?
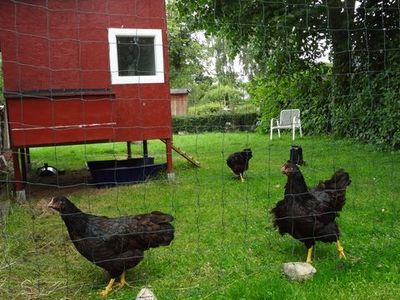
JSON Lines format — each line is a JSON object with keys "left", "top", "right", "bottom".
{"left": 279, "top": 109, "right": 300, "bottom": 126}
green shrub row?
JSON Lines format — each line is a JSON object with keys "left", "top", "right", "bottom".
{"left": 248, "top": 65, "right": 400, "bottom": 149}
{"left": 172, "top": 112, "right": 260, "bottom": 133}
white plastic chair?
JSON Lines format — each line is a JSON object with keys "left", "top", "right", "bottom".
{"left": 270, "top": 109, "right": 303, "bottom": 141}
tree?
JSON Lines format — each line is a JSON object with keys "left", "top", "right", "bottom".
{"left": 175, "top": 1, "right": 355, "bottom": 92}
{"left": 207, "top": 35, "right": 242, "bottom": 86}
{"left": 167, "top": 1, "right": 209, "bottom": 89}
{"left": 167, "top": 1, "right": 246, "bottom": 107}
{"left": 174, "top": 0, "right": 400, "bottom": 147}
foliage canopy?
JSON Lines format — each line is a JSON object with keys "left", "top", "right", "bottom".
{"left": 174, "top": 0, "right": 400, "bottom": 148}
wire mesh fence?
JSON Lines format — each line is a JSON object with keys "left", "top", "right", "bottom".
{"left": 0, "top": 0, "right": 400, "bottom": 299}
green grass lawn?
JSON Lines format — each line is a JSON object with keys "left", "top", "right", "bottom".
{"left": 1, "top": 132, "right": 400, "bottom": 299}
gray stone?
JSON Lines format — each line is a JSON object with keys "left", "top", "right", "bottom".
{"left": 282, "top": 262, "right": 317, "bottom": 281}
{"left": 136, "top": 287, "right": 157, "bottom": 300}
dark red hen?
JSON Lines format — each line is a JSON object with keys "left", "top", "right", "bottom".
{"left": 226, "top": 148, "right": 253, "bottom": 182}
{"left": 48, "top": 196, "right": 174, "bottom": 296}
{"left": 271, "top": 162, "right": 350, "bottom": 264}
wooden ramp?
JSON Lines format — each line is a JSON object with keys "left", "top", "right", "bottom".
{"left": 160, "top": 140, "right": 200, "bottom": 167}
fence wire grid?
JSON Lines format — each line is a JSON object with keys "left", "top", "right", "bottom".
{"left": 1, "top": 1, "right": 400, "bottom": 299}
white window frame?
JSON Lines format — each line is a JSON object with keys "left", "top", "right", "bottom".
{"left": 108, "top": 28, "right": 165, "bottom": 84}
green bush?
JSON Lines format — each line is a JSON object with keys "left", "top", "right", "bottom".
{"left": 200, "top": 85, "right": 242, "bottom": 107}
{"left": 247, "top": 65, "right": 400, "bottom": 149}
{"left": 172, "top": 112, "right": 260, "bottom": 133}
{"left": 331, "top": 72, "right": 400, "bottom": 148}
{"left": 188, "top": 102, "right": 258, "bottom": 116}
{"left": 188, "top": 102, "right": 223, "bottom": 115}
{"left": 247, "top": 64, "right": 332, "bottom": 136}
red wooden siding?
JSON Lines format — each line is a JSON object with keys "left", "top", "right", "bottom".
{"left": 0, "top": 0, "right": 171, "bottom": 148}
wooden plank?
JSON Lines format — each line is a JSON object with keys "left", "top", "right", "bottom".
{"left": 160, "top": 139, "right": 200, "bottom": 167}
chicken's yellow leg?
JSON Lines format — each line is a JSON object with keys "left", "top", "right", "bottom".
{"left": 306, "top": 247, "right": 313, "bottom": 264}
{"left": 100, "top": 278, "right": 115, "bottom": 297}
{"left": 117, "top": 271, "right": 127, "bottom": 288}
{"left": 336, "top": 240, "right": 346, "bottom": 259}
{"left": 240, "top": 173, "right": 245, "bottom": 182}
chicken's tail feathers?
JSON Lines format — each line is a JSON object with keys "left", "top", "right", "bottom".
{"left": 149, "top": 223, "right": 175, "bottom": 248}
{"left": 226, "top": 157, "right": 234, "bottom": 169}
{"left": 149, "top": 211, "right": 174, "bottom": 223}
{"left": 141, "top": 212, "right": 175, "bottom": 249}
{"left": 325, "top": 169, "right": 351, "bottom": 211}
{"left": 270, "top": 201, "right": 288, "bottom": 235}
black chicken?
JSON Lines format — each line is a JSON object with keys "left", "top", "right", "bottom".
{"left": 48, "top": 196, "right": 174, "bottom": 296}
{"left": 226, "top": 148, "right": 253, "bottom": 182}
{"left": 271, "top": 162, "right": 351, "bottom": 264}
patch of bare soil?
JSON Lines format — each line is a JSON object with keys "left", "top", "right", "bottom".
{"left": 25, "top": 168, "right": 102, "bottom": 200}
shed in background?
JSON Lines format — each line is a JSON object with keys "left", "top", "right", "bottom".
{"left": 170, "top": 89, "right": 189, "bottom": 116}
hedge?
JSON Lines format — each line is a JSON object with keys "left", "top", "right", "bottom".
{"left": 172, "top": 112, "right": 260, "bottom": 133}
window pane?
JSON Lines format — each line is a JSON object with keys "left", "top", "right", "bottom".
{"left": 116, "top": 36, "right": 155, "bottom": 76}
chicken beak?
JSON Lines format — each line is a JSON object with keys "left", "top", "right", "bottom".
{"left": 281, "top": 165, "right": 287, "bottom": 174}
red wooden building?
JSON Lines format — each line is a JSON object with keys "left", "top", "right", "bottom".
{"left": 0, "top": 0, "right": 174, "bottom": 196}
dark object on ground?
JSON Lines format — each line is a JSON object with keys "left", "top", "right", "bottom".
{"left": 48, "top": 196, "right": 174, "bottom": 296}
{"left": 86, "top": 157, "right": 166, "bottom": 187}
{"left": 271, "top": 162, "right": 351, "bottom": 263}
{"left": 226, "top": 148, "right": 253, "bottom": 182}
{"left": 37, "top": 163, "right": 64, "bottom": 176}
{"left": 289, "top": 145, "right": 305, "bottom": 165}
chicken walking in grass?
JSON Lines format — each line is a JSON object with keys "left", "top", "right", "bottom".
{"left": 226, "top": 148, "right": 253, "bottom": 182}
{"left": 48, "top": 196, "right": 174, "bottom": 296}
{"left": 271, "top": 162, "right": 351, "bottom": 264}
